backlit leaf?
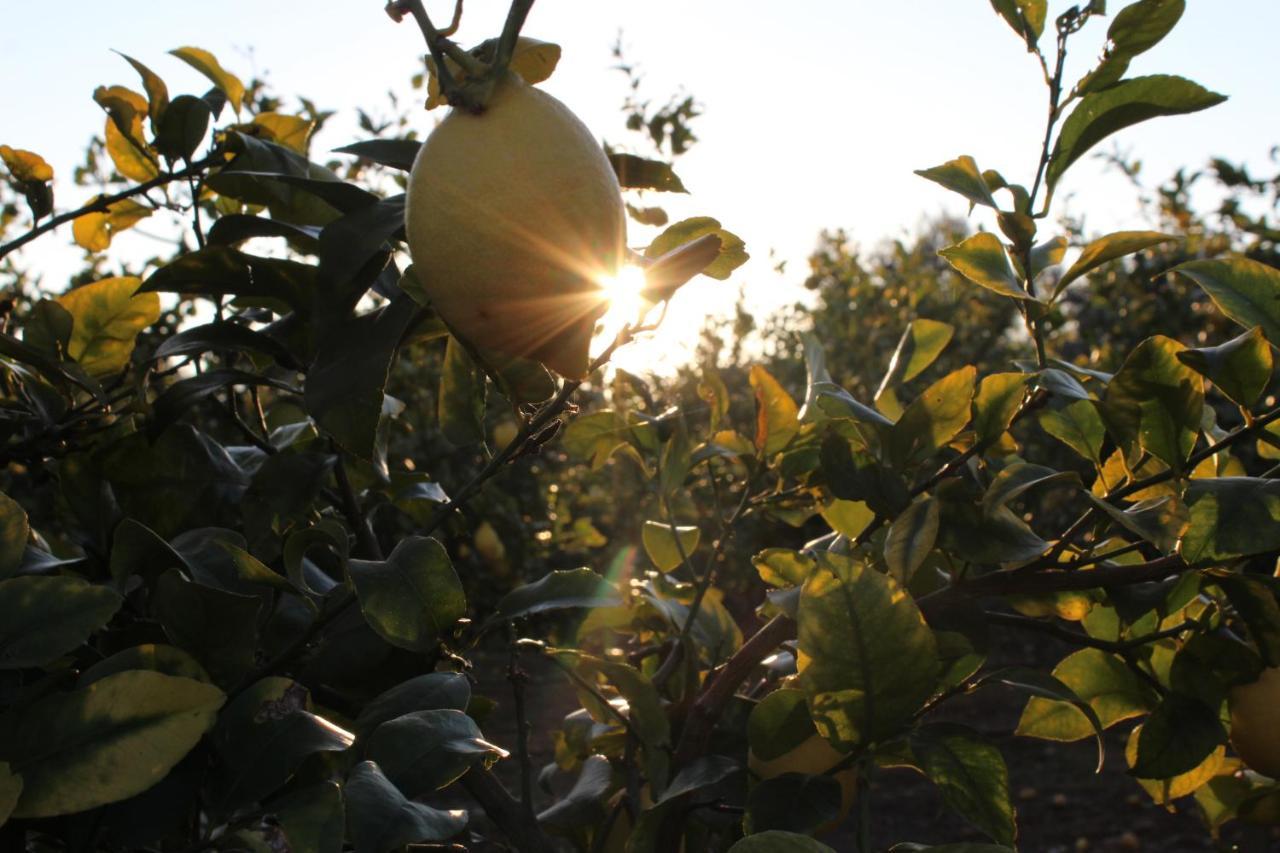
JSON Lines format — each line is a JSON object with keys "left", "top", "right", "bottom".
{"left": 1101, "top": 335, "right": 1203, "bottom": 469}
{"left": 911, "top": 723, "right": 1015, "bottom": 845}
{"left": 915, "top": 155, "right": 998, "bottom": 209}
{"left": 885, "top": 496, "right": 940, "bottom": 584}
{"left": 72, "top": 199, "right": 152, "bottom": 252}
{"left": 1177, "top": 326, "right": 1272, "bottom": 408}
{"left": 1052, "top": 231, "right": 1178, "bottom": 298}
{"left": 1171, "top": 256, "right": 1280, "bottom": 344}
{"left": 1016, "top": 649, "right": 1154, "bottom": 741}
{"left": 889, "top": 366, "right": 977, "bottom": 467}
{"left": 642, "top": 520, "right": 701, "bottom": 572}
{"left": 1048, "top": 75, "right": 1226, "bottom": 191}
{"left": 170, "top": 46, "right": 245, "bottom": 113}
{"left": 645, "top": 216, "right": 748, "bottom": 280}
{"left": 0, "top": 145, "right": 53, "bottom": 183}
{"left": 56, "top": 276, "right": 160, "bottom": 375}
{"left": 751, "top": 364, "right": 800, "bottom": 456}
{"left": 349, "top": 537, "right": 465, "bottom": 652}
{"left": 939, "top": 233, "right": 1030, "bottom": 300}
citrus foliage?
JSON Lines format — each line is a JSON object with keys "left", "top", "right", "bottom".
{"left": 0, "top": 2, "right": 1279, "bottom": 852}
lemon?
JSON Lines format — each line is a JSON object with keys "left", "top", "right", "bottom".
{"left": 406, "top": 72, "right": 625, "bottom": 378}
{"left": 748, "top": 735, "right": 858, "bottom": 833}
{"left": 1230, "top": 666, "right": 1280, "bottom": 778}
{"left": 474, "top": 521, "right": 506, "bottom": 564}
{"left": 492, "top": 418, "right": 521, "bottom": 449}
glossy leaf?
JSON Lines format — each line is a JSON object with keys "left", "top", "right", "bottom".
{"left": 334, "top": 138, "right": 421, "bottom": 171}
{"left": 5, "top": 671, "right": 223, "bottom": 818}
{"left": 753, "top": 548, "right": 816, "bottom": 588}
{"left": 798, "top": 552, "right": 938, "bottom": 750}
{"left": 212, "top": 677, "right": 353, "bottom": 809}
{"left": 142, "top": 246, "right": 316, "bottom": 310}
{"left": 877, "top": 319, "right": 955, "bottom": 402}
{"left": 348, "top": 537, "right": 465, "bottom": 652}
{"left": 1086, "top": 493, "right": 1187, "bottom": 553}
{"left": 1052, "top": 231, "right": 1178, "bottom": 298}
{"left": 1126, "top": 724, "right": 1224, "bottom": 806}
{"left": 1171, "top": 256, "right": 1280, "bottom": 343}
{"left": 1108, "top": 0, "right": 1186, "bottom": 56}
{"left": 366, "top": 708, "right": 505, "bottom": 796}
{"left": 344, "top": 761, "right": 466, "bottom": 853}
{"left": 154, "top": 94, "right": 211, "bottom": 162}
{"left": 939, "top": 233, "right": 1030, "bottom": 300}
{"left": 489, "top": 567, "right": 620, "bottom": 624}
{"left": 536, "top": 754, "right": 614, "bottom": 829}
{"left": 272, "top": 782, "right": 344, "bottom": 853}
{"left": 728, "top": 831, "right": 837, "bottom": 853}
{"left": 1047, "top": 75, "right": 1226, "bottom": 191}
{"left": 745, "top": 773, "right": 842, "bottom": 835}
{"left": 79, "top": 644, "right": 209, "bottom": 686}
{"left": 153, "top": 570, "right": 261, "bottom": 686}
{"left": 0, "top": 575, "right": 121, "bottom": 669}
{"left": 989, "top": 0, "right": 1046, "bottom": 48}
{"left": 983, "top": 464, "right": 1078, "bottom": 516}
{"left": 354, "top": 672, "right": 472, "bottom": 740}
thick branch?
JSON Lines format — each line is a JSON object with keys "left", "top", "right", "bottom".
{"left": 460, "top": 767, "right": 556, "bottom": 853}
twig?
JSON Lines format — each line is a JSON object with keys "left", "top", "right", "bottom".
{"left": 460, "top": 768, "right": 557, "bottom": 853}
{"left": 506, "top": 623, "right": 536, "bottom": 824}
{"left": 334, "top": 450, "right": 382, "bottom": 560}
{"left": 984, "top": 610, "right": 1198, "bottom": 653}
{"left": 0, "top": 154, "right": 220, "bottom": 261}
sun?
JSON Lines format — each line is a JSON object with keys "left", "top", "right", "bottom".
{"left": 597, "top": 264, "right": 649, "bottom": 321}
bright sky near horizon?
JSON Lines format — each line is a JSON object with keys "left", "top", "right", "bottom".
{"left": 2, "top": 2, "right": 1277, "bottom": 374}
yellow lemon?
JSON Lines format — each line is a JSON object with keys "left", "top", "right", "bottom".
{"left": 492, "top": 418, "right": 521, "bottom": 450}
{"left": 1230, "top": 666, "right": 1280, "bottom": 778}
{"left": 748, "top": 735, "right": 858, "bottom": 833}
{"left": 406, "top": 72, "right": 625, "bottom": 378}
{"left": 474, "top": 521, "right": 506, "bottom": 565}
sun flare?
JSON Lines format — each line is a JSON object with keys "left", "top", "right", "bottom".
{"left": 598, "top": 264, "right": 649, "bottom": 321}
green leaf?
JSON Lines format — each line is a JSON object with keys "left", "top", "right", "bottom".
{"left": 272, "top": 782, "right": 344, "bottom": 853}
{"left": 149, "top": 368, "right": 300, "bottom": 438}
{"left": 57, "top": 276, "right": 160, "bottom": 376}
{"left": 4, "top": 671, "right": 223, "bottom": 818}
{"left": 798, "top": 552, "right": 938, "bottom": 750}
{"left": 154, "top": 94, "right": 211, "bottom": 162}
{"left": 354, "top": 672, "right": 471, "bottom": 741}
{"left": 989, "top": 0, "right": 1047, "bottom": 48}
{"left": 169, "top": 46, "right": 245, "bottom": 113}
{"left": 889, "top": 366, "right": 977, "bottom": 467}
{"left": 1108, "top": 0, "right": 1186, "bottom": 57}
{"left": 1172, "top": 256, "right": 1280, "bottom": 343}
{"left": 79, "top": 643, "right": 209, "bottom": 686}
{"left": 153, "top": 570, "right": 261, "bottom": 687}
{"left": 1048, "top": 75, "right": 1226, "bottom": 191}
{"left": 983, "top": 463, "right": 1078, "bottom": 516}
{"left": 981, "top": 666, "right": 1106, "bottom": 768}
{"left": 141, "top": 246, "right": 316, "bottom": 312}
{"left": 972, "top": 373, "right": 1028, "bottom": 445}
{"left": 885, "top": 496, "right": 940, "bottom": 585}
{"left": 334, "top": 139, "right": 421, "bottom": 171}
{"left": 1016, "top": 649, "right": 1154, "bottom": 741}
{"left": 644, "top": 216, "right": 748, "bottom": 280}
{"left": 489, "top": 568, "right": 620, "bottom": 624}
{"left": 1085, "top": 493, "right": 1187, "bottom": 553}
{"left": 1039, "top": 400, "right": 1105, "bottom": 462}
{"left": 1181, "top": 478, "right": 1280, "bottom": 563}
{"left": 1129, "top": 693, "right": 1225, "bottom": 779}
{"left": 607, "top": 152, "right": 688, "bottom": 192}
{"left": 745, "top": 773, "right": 842, "bottom": 835}
{"left": 438, "top": 335, "right": 485, "bottom": 447}
{"left": 305, "top": 294, "right": 419, "bottom": 459}
{"left": 753, "top": 548, "right": 816, "bottom": 588}
{"left": 877, "top": 319, "right": 955, "bottom": 402}
{"left": 750, "top": 364, "right": 800, "bottom": 456}
{"left": 0, "top": 575, "right": 122, "bottom": 669}
{"left": 212, "top": 677, "right": 354, "bottom": 809}
{"left": 642, "top": 521, "right": 701, "bottom": 572}
{"left": 536, "top": 754, "right": 614, "bottom": 830}
{"left": 344, "top": 761, "right": 467, "bottom": 853}
{"left": 911, "top": 723, "right": 1015, "bottom": 846}
{"left": 1102, "top": 335, "right": 1203, "bottom": 469}
{"left": 348, "top": 537, "right": 465, "bottom": 652}
{"left": 366, "top": 709, "right": 507, "bottom": 796}
{"left": 1177, "top": 327, "right": 1273, "bottom": 408}
{"left": 153, "top": 320, "right": 301, "bottom": 369}
{"left": 1052, "top": 231, "right": 1178, "bottom": 298}
{"left": 728, "top": 831, "right": 837, "bottom": 853}
{"left": 915, "top": 156, "right": 998, "bottom": 209}
{"left": 800, "top": 334, "right": 893, "bottom": 429}
{"left": 654, "top": 754, "right": 741, "bottom": 804}
{"left": 1207, "top": 573, "right": 1280, "bottom": 667}
{"left": 0, "top": 493, "right": 28, "bottom": 579}
{"left": 820, "top": 499, "right": 875, "bottom": 539}
{"left": 939, "top": 233, "right": 1030, "bottom": 300}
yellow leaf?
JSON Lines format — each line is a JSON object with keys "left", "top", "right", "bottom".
{"left": 749, "top": 364, "right": 799, "bottom": 457}
{"left": 93, "top": 85, "right": 149, "bottom": 147}
{"left": 104, "top": 117, "right": 159, "bottom": 183}
{"left": 56, "top": 276, "right": 161, "bottom": 375}
{"left": 249, "top": 113, "right": 314, "bottom": 154}
{"left": 425, "top": 37, "right": 562, "bottom": 110}
{"left": 114, "top": 51, "right": 170, "bottom": 127}
{"left": 72, "top": 199, "right": 152, "bottom": 252}
{"left": 0, "top": 145, "right": 53, "bottom": 183}
{"left": 169, "top": 47, "right": 245, "bottom": 113}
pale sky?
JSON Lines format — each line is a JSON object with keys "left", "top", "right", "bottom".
{"left": 2, "top": 2, "right": 1277, "bottom": 374}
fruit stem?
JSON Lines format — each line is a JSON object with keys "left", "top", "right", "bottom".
{"left": 399, "top": 0, "right": 488, "bottom": 109}
{"left": 491, "top": 0, "right": 536, "bottom": 82}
